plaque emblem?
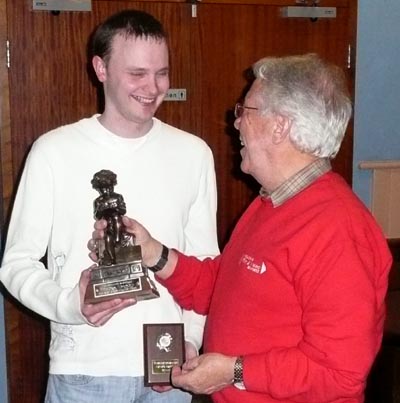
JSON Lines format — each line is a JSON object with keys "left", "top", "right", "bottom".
{"left": 157, "top": 333, "right": 173, "bottom": 352}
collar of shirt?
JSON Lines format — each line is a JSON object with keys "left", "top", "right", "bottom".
{"left": 259, "top": 158, "right": 332, "bottom": 207}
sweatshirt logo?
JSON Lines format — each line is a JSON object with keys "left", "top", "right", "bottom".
{"left": 239, "top": 254, "right": 267, "bottom": 274}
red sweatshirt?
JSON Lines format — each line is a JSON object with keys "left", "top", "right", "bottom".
{"left": 161, "top": 171, "right": 392, "bottom": 402}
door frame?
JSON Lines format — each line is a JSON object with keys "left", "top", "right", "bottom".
{"left": 0, "top": 0, "right": 11, "bottom": 398}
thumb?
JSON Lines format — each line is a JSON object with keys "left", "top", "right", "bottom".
{"left": 122, "top": 216, "right": 137, "bottom": 234}
{"left": 79, "top": 266, "right": 95, "bottom": 289}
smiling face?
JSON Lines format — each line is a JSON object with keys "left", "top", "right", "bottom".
{"left": 234, "top": 79, "right": 277, "bottom": 182}
{"left": 93, "top": 34, "right": 169, "bottom": 137}
{"left": 235, "top": 79, "right": 313, "bottom": 191}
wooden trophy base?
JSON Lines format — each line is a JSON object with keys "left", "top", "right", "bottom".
{"left": 84, "top": 261, "right": 160, "bottom": 304}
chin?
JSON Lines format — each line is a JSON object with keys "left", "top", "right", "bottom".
{"left": 240, "top": 162, "right": 250, "bottom": 174}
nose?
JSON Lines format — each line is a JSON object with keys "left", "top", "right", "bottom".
{"left": 145, "top": 75, "right": 159, "bottom": 94}
{"left": 234, "top": 116, "right": 241, "bottom": 130}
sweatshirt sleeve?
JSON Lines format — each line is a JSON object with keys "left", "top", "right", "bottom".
{"left": 179, "top": 144, "right": 220, "bottom": 350}
{"left": 182, "top": 309, "right": 205, "bottom": 353}
{"left": 242, "top": 239, "right": 391, "bottom": 402}
{"left": 0, "top": 141, "right": 85, "bottom": 325}
{"left": 158, "top": 253, "right": 221, "bottom": 316}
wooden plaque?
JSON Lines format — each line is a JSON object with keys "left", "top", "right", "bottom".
{"left": 143, "top": 323, "right": 185, "bottom": 386}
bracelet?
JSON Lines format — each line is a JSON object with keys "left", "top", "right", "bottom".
{"left": 146, "top": 244, "right": 169, "bottom": 273}
{"left": 233, "top": 356, "right": 243, "bottom": 384}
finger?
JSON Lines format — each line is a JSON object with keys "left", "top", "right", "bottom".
{"left": 94, "top": 219, "right": 108, "bottom": 230}
{"left": 171, "top": 375, "right": 189, "bottom": 392}
{"left": 87, "top": 242, "right": 99, "bottom": 262}
{"left": 88, "top": 251, "right": 98, "bottom": 262}
{"left": 91, "top": 228, "right": 104, "bottom": 242}
{"left": 171, "top": 366, "right": 187, "bottom": 388}
{"left": 86, "top": 297, "right": 135, "bottom": 315}
{"left": 80, "top": 267, "right": 95, "bottom": 288}
{"left": 87, "top": 238, "right": 97, "bottom": 252}
{"left": 182, "top": 360, "right": 198, "bottom": 371}
{"left": 182, "top": 354, "right": 200, "bottom": 369}
{"left": 121, "top": 216, "right": 137, "bottom": 232}
{"left": 81, "top": 299, "right": 121, "bottom": 324}
{"left": 94, "top": 299, "right": 136, "bottom": 326}
{"left": 83, "top": 298, "right": 136, "bottom": 325}
{"left": 184, "top": 341, "right": 198, "bottom": 360}
{"left": 151, "top": 385, "right": 172, "bottom": 393}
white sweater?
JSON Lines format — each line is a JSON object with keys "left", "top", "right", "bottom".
{"left": 0, "top": 115, "right": 219, "bottom": 376}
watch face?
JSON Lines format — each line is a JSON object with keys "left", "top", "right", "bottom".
{"left": 233, "top": 381, "right": 246, "bottom": 390}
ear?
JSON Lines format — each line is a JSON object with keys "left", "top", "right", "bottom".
{"left": 272, "top": 114, "right": 292, "bottom": 145}
{"left": 92, "top": 55, "right": 107, "bottom": 83}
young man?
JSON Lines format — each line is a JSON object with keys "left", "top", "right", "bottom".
{"left": 0, "top": 10, "right": 219, "bottom": 403}
{"left": 97, "top": 54, "right": 392, "bottom": 402}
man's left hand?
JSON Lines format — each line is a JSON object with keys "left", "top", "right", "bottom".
{"left": 152, "top": 341, "right": 199, "bottom": 393}
{"left": 79, "top": 267, "right": 136, "bottom": 327}
{"left": 171, "top": 353, "right": 236, "bottom": 395}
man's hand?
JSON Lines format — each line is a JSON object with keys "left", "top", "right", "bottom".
{"left": 87, "top": 219, "right": 107, "bottom": 263}
{"left": 79, "top": 268, "right": 136, "bottom": 327}
{"left": 171, "top": 353, "right": 236, "bottom": 395}
{"left": 88, "top": 217, "right": 161, "bottom": 266}
{"left": 152, "top": 341, "right": 199, "bottom": 393}
{"left": 88, "top": 217, "right": 178, "bottom": 280}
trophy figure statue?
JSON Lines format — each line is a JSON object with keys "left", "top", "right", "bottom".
{"left": 85, "top": 170, "right": 160, "bottom": 304}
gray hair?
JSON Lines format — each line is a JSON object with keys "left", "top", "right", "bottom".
{"left": 253, "top": 53, "right": 352, "bottom": 158}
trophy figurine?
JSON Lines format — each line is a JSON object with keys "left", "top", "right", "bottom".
{"left": 85, "top": 169, "right": 160, "bottom": 304}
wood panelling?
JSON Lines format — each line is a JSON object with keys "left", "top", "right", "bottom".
{"left": 201, "top": 0, "right": 350, "bottom": 5}
{"left": 190, "top": 2, "right": 355, "bottom": 242}
{"left": 1, "top": 1, "right": 357, "bottom": 401}
{"left": 0, "top": 0, "right": 12, "bottom": 222}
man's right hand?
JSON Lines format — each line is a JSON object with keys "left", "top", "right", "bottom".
{"left": 88, "top": 217, "right": 178, "bottom": 280}
{"left": 79, "top": 268, "right": 137, "bottom": 327}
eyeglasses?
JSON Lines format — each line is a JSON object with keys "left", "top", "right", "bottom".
{"left": 234, "top": 103, "right": 259, "bottom": 119}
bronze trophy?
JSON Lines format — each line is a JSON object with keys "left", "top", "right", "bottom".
{"left": 85, "top": 170, "right": 160, "bottom": 304}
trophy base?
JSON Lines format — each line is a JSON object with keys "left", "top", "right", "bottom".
{"left": 84, "top": 261, "right": 160, "bottom": 304}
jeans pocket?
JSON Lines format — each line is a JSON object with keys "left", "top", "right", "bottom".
{"left": 56, "top": 374, "right": 95, "bottom": 385}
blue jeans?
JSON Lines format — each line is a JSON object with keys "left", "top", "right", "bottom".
{"left": 44, "top": 374, "right": 192, "bottom": 403}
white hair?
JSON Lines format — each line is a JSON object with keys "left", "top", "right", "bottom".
{"left": 253, "top": 53, "right": 352, "bottom": 158}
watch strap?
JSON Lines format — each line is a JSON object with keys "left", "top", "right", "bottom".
{"left": 233, "top": 356, "right": 244, "bottom": 384}
{"left": 147, "top": 244, "right": 169, "bottom": 273}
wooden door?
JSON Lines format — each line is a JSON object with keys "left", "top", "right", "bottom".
{"left": 1, "top": 0, "right": 357, "bottom": 401}
{"left": 190, "top": 0, "right": 356, "bottom": 242}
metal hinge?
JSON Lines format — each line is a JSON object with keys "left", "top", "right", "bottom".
{"left": 189, "top": 0, "right": 201, "bottom": 18}
{"left": 6, "top": 40, "right": 10, "bottom": 68}
{"left": 296, "top": 0, "right": 320, "bottom": 4}
{"left": 347, "top": 44, "right": 352, "bottom": 69}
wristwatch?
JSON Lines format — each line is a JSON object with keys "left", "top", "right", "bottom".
{"left": 146, "top": 244, "right": 169, "bottom": 273}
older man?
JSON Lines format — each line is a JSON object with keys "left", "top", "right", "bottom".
{"left": 92, "top": 53, "right": 392, "bottom": 403}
